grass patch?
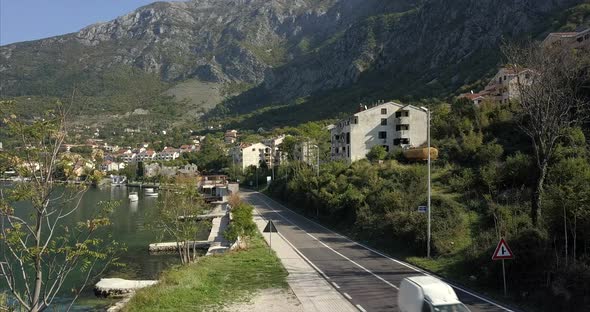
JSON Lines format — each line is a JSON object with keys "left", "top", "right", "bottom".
{"left": 123, "top": 233, "right": 288, "bottom": 312}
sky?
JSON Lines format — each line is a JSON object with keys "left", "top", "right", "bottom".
{"left": 0, "top": 0, "right": 168, "bottom": 45}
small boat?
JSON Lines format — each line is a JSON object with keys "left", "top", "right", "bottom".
{"left": 128, "top": 192, "right": 139, "bottom": 202}
{"left": 145, "top": 190, "right": 159, "bottom": 197}
{"left": 144, "top": 188, "right": 154, "bottom": 193}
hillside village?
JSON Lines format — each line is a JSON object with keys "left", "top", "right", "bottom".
{"left": 1, "top": 1, "right": 590, "bottom": 310}
{"left": 2, "top": 29, "right": 588, "bottom": 186}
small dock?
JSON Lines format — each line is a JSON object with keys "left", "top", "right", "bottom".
{"left": 206, "top": 215, "right": 230, "bottom": 256}
{"left": 94, "top": 278, "right": 158, "bottom": 298}
{"left": 148, "top": 240, "right": 210, "bottom": 253}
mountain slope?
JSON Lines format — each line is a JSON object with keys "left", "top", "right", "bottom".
{"left": 0, "top": 0, "right": 417, "bottom": 97}
{"left": 212, "top": 0, "right": 587, "bottom": 118}
{"left": 1, "top": 0, "right": 588, "bottom": 127}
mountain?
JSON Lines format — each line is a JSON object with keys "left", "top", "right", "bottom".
{"left": 1, "top": 0, "right": 588, "bottom": 126}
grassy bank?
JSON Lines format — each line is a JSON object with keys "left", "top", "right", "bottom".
{"left": 123, "top": 233, "right": 288, "bottom": 312}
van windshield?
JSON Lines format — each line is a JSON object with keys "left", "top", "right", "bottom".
{"left": 432, "top": 303, "right": 471, "bottom": 312}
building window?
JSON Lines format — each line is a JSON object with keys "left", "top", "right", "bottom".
{"left": 396, "top": 125, "right": 409, "bottom": 131}
{"left": 346, "top": 132, "right": 351, "bottom": 144}
{"left": 334, "top": 135, "right": 340, "bottom": 141}
{"left": 343, "top": 146, "right": 346, "bottom": 152}
{"left": 381, "top": 118, "right": 387, "bottom": 126}
{"left": 395, "top": 110, "right": 409, "bottom": 118}
{"left": 378, "top": 131, "right": 387, "bottom": 139}
{"left": 577, "top": 36, "right": 584, "bottom": 42}
{"left": 353, "top": 117, "right": 358, "bottom": 124}
{"left": 381, "top": 108, "right": 387, "bottom": 114}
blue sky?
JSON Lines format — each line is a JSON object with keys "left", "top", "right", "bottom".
{"left": 0, "top": 0, "right": 169, "bottom": 45}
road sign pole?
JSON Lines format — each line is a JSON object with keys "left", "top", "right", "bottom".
{"left": 427, "top": 109, "right": 431, "bottom": 258}
{"left": 502, "top": 259, "right": 507, "bottom": 297}
{"left": 269, "top": 225, "right": 272, "bottom": 254}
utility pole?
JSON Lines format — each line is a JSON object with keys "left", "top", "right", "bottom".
{"left": 421, "top": 107, "right": 432, "bottom": 258}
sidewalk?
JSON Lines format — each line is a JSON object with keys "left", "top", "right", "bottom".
{"left": 253, "top": 214, "right": 358, "bottom": 312}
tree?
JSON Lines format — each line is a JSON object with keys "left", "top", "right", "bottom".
{"left": 0, "top": 101, "right": 121, "bottom": 312}
{"left": 502, "top": 42, "right": 590, "bottom": 226}
{"left": 151, "top": 181, "right": 208, "bottom": 264}
{"left": 367, "top": 145, "right": 387, "bottom": 162}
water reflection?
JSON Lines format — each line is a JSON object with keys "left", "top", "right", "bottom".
{"left": 0, "top": 184, "right": 185, "bottom": 311}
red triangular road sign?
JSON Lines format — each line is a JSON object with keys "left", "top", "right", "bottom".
{"left": 492, "top": 238, "right": 514, "bottom": 260}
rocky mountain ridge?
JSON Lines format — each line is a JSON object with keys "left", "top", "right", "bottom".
{"left": 0, "top": 0, "right": 587, "bottom": 122}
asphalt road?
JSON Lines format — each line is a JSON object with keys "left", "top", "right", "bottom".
{"left": 242, "top": 189, "right": 516, "bottom": 312}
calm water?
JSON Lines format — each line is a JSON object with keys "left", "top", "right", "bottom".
{"left": 1, "top": 184, "right": 184, "bottom": 311}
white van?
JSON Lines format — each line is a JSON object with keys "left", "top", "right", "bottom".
{"left": 398, "top": 276, "right": 471, "bottom": 312}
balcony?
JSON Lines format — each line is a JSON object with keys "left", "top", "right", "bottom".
{"left": 394, "top": 130, "right": 409, "bottom": 139}
{"left": 396, "top": 117, "right": 410, "bottom": 124}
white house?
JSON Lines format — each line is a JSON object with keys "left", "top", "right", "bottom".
{"left": 136, "top": 149, "right": 156, "bottom": 162}
{"left": 230, "top": 142, "right": 271, "bottom": 170}
{"left": 224, "top": 130, "right": 238, "bottom": 144}
{"left": 263, "top": 135, "right": 285, "bottom": 168}
{"left": 155, "top": 147, "right": 180, "bottom": 161}
{"left": 119, "top": 150, "right": 137, "bottom": 163}
{"left": 542, "top": 28, "right": 590, "bottom": 50}
{"left": 100, "top": 160, "right": 126, "bottom": 172}
{"left": 459, "top": 67, "right": 534, "bottom": 105}
{"left": 330, "top": 102, "right": 428, "bottom": 163}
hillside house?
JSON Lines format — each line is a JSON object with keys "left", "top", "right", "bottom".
{"left": 542, "top": 28, "right": 590, "bottom": 50}
{"left": 330, "top": 102, "right": 428, "bottom": 162}
{"left": 155, "top": 147, "right": 180, "bottom": 161}
{"left": 230, "top": 142, "right": 271, "bottom": 170}
{"left": 136, "top": 149, "right": 156, "bottom": 162}
{"left": 459, "top": 67, "right": 534, "bottom": 105}
{"left": 224, "top": 130, "right": 238, "bottom": 144}
{"left": 263, "top": 135, "right": 285, "bottom": 168}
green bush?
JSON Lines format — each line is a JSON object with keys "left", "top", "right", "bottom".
{"left": 224, "top": 202, "right": 257, "bottom": 242}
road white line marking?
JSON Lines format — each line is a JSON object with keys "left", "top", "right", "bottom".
{"left": 343, "top": 293, "right": 352, "bottom": 300}
{"left": 356, "top": 304, "right": 367, "bottom": 312}
{"left": 254, "top": 194, "right": 398, "bottom": 290}
{"left": 252, "top": 191, "right": 515, "bottom": 312}
{"left": 251, "top": 203, "right": 330, "bottom": 280}
{"left": 332, "top": 282, "right": 341, "bottom": 289}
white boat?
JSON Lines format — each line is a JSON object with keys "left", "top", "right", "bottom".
{"left": 128, "top": 192, "right": 139, "bottom": 202}
{"left": 144, "top": 188, "right": 154, "bottom": 193}
{"left": 145, "top": 191, "right": 158, "bottom": 197}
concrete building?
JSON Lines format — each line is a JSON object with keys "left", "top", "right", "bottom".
{"left": 293, "top": 141, "right": 319, "bottom": 168}
{"left": 459, "top": 67, "right": 534, "bottom": 105}
{"left": 330, "top": 102, "right": 427, "bottom": 162}
{"left": 224, "top": 130, "right": 238, "bottom": 144}
{"left": 100, "top": 160, "right": 126, "bottom": 172}
{"left": 542, "top": 28, "right": 590, "bottom": 50}
{"left": 230, "top": 142, "right": 270, "bottom": 170}
{"left": 263, "top": 135, "right": 285, "bottom": 168}
{"left": 136, "top": 149, "right": 156, "bottom": 162}
{"left": 155, "top": 147, "right": 180, "bottom": 161}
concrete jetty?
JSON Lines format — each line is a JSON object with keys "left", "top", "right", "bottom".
{"left": 94, "top": 278, "right": 158, "bottom": 298}
{"left": 148, "top": 240, "right": 210, "bottom": 253}
{"left": 178, "top": 202, "right": 229, "bottom": 221}
{"left": 206, "top": 215, "right": 230, "bottom": 256}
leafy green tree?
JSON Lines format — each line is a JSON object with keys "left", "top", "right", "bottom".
{"left": 151, "top": 183, "right": 208, "bottom": 264}
{"left": 367, "top": 145, "right": 387, "bottom": 162}
{"left": 0, "top": 101, "right": 121, "bottom": 312}
{"left": 224, "top": 197, "right": 257, "bottom": 244}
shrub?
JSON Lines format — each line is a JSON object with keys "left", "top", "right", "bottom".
{"left": 224, "top": 202, "right": 257, "bottom": 243}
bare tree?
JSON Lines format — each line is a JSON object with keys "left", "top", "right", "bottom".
{"left": 502, "top": 42, "right": 590, "bottom": 226}
{"left": 0, "top": 100, "right": 121, "bottom": 312}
